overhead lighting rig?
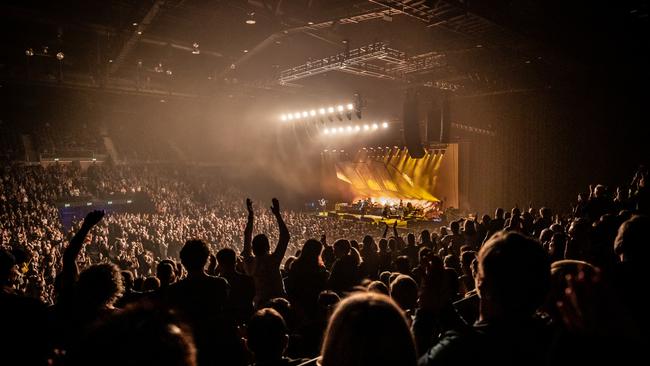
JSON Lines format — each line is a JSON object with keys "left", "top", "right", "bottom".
{"left": 280, "top": 102, "right": 360, "bottom": 122}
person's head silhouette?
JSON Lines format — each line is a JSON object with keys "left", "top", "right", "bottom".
{"left": 156, "top": 262, "right": 176, "bottom": 287}
{"left": 476, "top": 232, "right": 550, "bottom": 320}
{"left": 67, "top": 304, "right": 196, "bottom": 366}
{"left": 252, "top": 234, "right": 271, "bottom": 256}
{"left": 615, "top": 215, "right": 650, "bottom": 262}
{"left": 296, "top": 239, "right": 323, "bottom": 266}
{"left": 246, "top": 308, "right": 289, "bottom": 364}
{"left": 179, "top": 239, "right": 210, "bottom": 273}
{"left": 320, "top": 292, "right": 417, "bottom": 366}
{"left": 390, "top": 275, "right": 418, "bottom": 312}
{"left": 75, "top": 263, "right": 124, "bottom": 309}
{"left": 216, "top": 248, "right": 237, "bottom": 272}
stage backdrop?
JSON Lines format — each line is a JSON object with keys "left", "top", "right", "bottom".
{"left": 323, "top": 144, "right": 459, "bottom": 209}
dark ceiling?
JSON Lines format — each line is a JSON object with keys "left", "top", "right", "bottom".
{"left": 0, "top": 0, "right": 648, "bottom": 100}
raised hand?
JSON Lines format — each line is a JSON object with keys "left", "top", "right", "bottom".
{"left": 270, "top": 198, "right": 281, "bottom": 216}
{"left": 246, "top": 198, "right": 253, "bottom": 215}
{"left": 418, "top": 254, "right": 451, "bottom": 314}
{"left": 82, "top": 210, "right": 105, "bottom": 229}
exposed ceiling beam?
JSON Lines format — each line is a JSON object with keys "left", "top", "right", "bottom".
{"left": 1, "top": 4, "right": 224, "bottom": 60}
{"left": 109, "top": 0, "right": 166, "bottom": 75}
{"left": 218, "top": 6, "right": 398, "bottom": 78}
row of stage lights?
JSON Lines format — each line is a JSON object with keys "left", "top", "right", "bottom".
{"left": 323, "top": 147, "right": 446, "bottom": 154}
{"left": 280, "top": 103, "right": 357, "bottom": 122}
{"left": 323, "top": 122, "right": 388, "bottom": 135}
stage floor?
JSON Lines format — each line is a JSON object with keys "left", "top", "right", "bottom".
{"left": 317, "top": 210, "right": 442, "bottom": 228}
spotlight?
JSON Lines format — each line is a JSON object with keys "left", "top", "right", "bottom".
{"left": 287, "top": 114, "right": 293, "bottom": 120}
{"left": 355, "top": 125, "right": 361, "bottom": 132}
{"left": 328, "top": 107, "right": 335, "bottom": 113}
{"left": 302, "top": 111, "right": 308, "bottom": 117}
{"left": 246, "top": 12, "right": 256, "bottom": 24}
{"left": 319, "top": 108, "right": 326, "bottom": 115}
{"left": 294, "top": 112, "right": 301, "bottom": 119}
{"left": 137, "top": 31, "right": 143, "bottom": 35}
{"left": 324, "top": 128, "right": 330, "bottom": 134}
{"left": 338, "top": 127, "right": 344, "bottom": 132}
{"left": 25, "top": 48, "right": 34, "bottom": 56}
{"left": 56, "top": 52, "right": 64, "bottom": 60}
{"left": 382, "top": 122, "right": 388, "bottom": 128}
{"left": 347, "top": 103, "right": 354, "bottom": 110}
{"left": 337, "top": 105, "right": 344, "bottom": 112}
{"left": 331, "top": 129, "right": 337, "bottom": 135}
{"left": 347, "top": 126, "right": 353, "bottom": 132}
{"left": 133, "top": 22, "right": 138, "bottom": 26}
{"left": 280, "top": 115, "right": 287, "bottom": 121}
{"left": 372, "top": 123, "right": 379, "bottom": 130}
{"left": 310, "top": 110, "right": 316, "bottom": 116}
{"left": 363, "top": 124, "right": 370, "bottom": 131}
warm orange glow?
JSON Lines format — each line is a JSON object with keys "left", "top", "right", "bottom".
{"left": 332, "top": 149, "right": 445, "bottom": 202}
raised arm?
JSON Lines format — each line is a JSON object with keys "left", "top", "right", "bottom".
{"left": 242, "top": 198, "right": 254, "bottom": 258}
{"left": 271, "top": 198, "right": 290, "bottom": 260}
{"left": 382, "top": 222, "right": 389, "bottom": 239}
{"left": 61, "top": 210, "right": 104, "bottom": 292}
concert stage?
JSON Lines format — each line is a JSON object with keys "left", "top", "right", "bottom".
{"left": 320, "top": 144, "right": 460, "bottom": 216}
{"left": 315, "top": 210, "right": 448, "bottom": 232}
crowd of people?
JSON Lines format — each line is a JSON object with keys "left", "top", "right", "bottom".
{"left": 1, "top": 163, "right": 378, "bottom": 304}
{"left": 1, "top": 161, "right": 649, "bottom": 366}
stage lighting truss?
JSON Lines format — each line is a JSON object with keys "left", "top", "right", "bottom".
{"left": 349, "top": 144, "right": 446, "bottom": 161}
{"left": 322, "top": 121, "right": 389, "bottom": 136}
{"left": 451, "top": 123, "right": 496, "bottom": 136}
{"left": 279, "top": 41, "right": 448, "bottom": 85}
{"left": 279, "top": 102, "right": 360, "bottom": 122}
{"left": 424, "top": 144, "right": 448, "bottom": 155}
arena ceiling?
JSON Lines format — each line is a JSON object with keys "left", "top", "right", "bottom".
{"left": 0, "top": 0, "right": 648, "bottom": 100}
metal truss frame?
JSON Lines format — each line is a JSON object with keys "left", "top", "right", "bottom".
{"left": 279, "top": 42, "right": 447, "bottom": 84}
